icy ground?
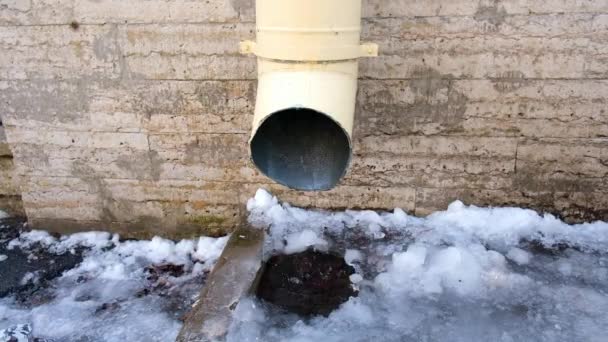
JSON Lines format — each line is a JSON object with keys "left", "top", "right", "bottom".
{"left": 2, "top": 189, "right": 608, "bottom": 342}
{"left": 0, "top": 222, "right": 227, "bottom": 341}
{"left": 228, "top": 190, "right": 608, "bottom": 342}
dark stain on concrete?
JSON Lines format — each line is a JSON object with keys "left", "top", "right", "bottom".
{"left": 0, "top": 195, "right": 25, "bottom": 217}
{"left": 139, "top": 87, "right": 188, "bottom": 119}
{"left": 148, "top": 150, "right": 162, "bottom": 181}
{"left": 408, "top": 67, "right": 452, "bottom": 95}
{"left": 492, "top": 71, "right": 526, "bottom": 92}
{"left": 513, "top": 170, "right": 601, "bottom": 193}
{"left": 183, "top": 135, "right": 244, "bottom": 166}
{"left": 475, "top": 1, "right": 508, "bottom": 28}
{"left": 356, "top": 67, "right": 468, "bottom": 136}
{"left": 229, "top": 0, "right": 254, "bottom": 18}
{"left": 71, "top": 161, "right": 116, "bottom": 223}
{"left": 115, "top": 149, "right": 162, "bottom": 181}
{"left": 116, "top": 151, "right": 153, "bottom": 181}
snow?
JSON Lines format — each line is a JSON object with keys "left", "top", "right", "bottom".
{"left": 0, "top": 211, "right": 9, "bottom": 220}
{"left": 228, "top": 189, "right": 608, "bottom": 342}
{"left": 0, "top": 324, "right": 31, "bottom": 342}
{"left": 349, "top": 274, "right": 363, "bottom": 284}
{"left": 19, "top": 272, "right": 40, "bottom": 286}
{"left": 0, "top": 232, "right": 228, "bottom": 341}
{"left": 3, "top": 188, "right": 608, "bottom": 341}
{"left": 284, "top": 230, "right": 328, "bottom": 254}
{"left": 506, "top": 247, "right": 531, "bottom": 265}
{"left": 344, "top": 249, "right": 363, "bottom": 265}
{"left": 192, "top": 236, "right": 231, "bottom": 269}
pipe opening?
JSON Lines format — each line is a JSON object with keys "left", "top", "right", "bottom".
{"left": 250, "top": 108, "right": 351, "bottom": 191}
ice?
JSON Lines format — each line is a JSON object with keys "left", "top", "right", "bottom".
{"left": 192, "top": 236, "right": 230, "bottom": 270}
{"left": 506, "top": 247, "right": 531, "bottom": 265}
{"left": 19, "top": 272, "right": 40, "bottom": 286}
{"left": 228, "top": 189, "right": 608, "bottom": 342}
{"left": 8, "top": 231, "right": 57, "bottom": 250}
{"left": 344, "top": 249, "right": 363, "bottom": 265}
{"left": 349, "top": 274, "right": 363, "bottom": 284}
{"left": 284, "top": 230, "right": 328, "bottom": 254}
{"left": 3, "top": 188, "right": 608, "bottom": 341}
{"left": 0, "top": 323, "right": 31, "bottom": 342}
{"left": 0, "top": 231, "right": 228, "bottom": 341}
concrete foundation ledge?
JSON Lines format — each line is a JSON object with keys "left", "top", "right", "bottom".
{"left": 176, "top": 225, "right": 265, "bottom": 342}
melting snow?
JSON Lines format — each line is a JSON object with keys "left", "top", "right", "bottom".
{"left": 2, "top": 188, "right": 608, "bottom": 341}
{"left": 229, "top": 189, "right": 608, "bottom": 342}
{"left": 0, "top": 230, "right": 228, "bottom": 341}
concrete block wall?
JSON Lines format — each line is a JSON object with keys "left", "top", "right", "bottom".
{"left": 1, "top": 0, "right": 607, "bottom": 238}
{"left": 0, "top": 119, "right": 24, "bottom": 216}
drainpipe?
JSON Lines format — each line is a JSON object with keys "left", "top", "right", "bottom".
{"left": 241, "top": 0, "right": 377, "bottom": 191}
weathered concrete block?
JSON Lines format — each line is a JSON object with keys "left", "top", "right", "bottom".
{"left": 0, "top": 195, "right": 25, "bottom": 217}
{"left": 2, "top": 117, "right": 27, "bottom": 216}
{"left": 363, "top": 0, "right": 608, "bottom": 18}
{"left": 0, "top": 0, "right": 255, "bottom": 26}
{"left": 0, "top": 80, "right": 111, "bottom": 131}
{"left": 347, "top": 156, "right": 515, "bottom": 190}
{"left": 0, "top": 158, "right": 20, "bottom": 196}
{"left": 0, "top": 126, "right": 11, "bottom": 157}
{"left": 20, "top": 176, "right": 104, "bottom": 221}
{"left": 363, "top": 14, "right": 608, "bottom": 42}
{"left": 103, "top": 178, "right": 246, "bottom": 237}
{"left": 515, "top": 138, "right": 608, "bottom": 192}
{"left": 355, "top": 79, "right": 469, "bottom": 137}
{"left": 0, "top": 0, "right": 73, "bottom": 26}
{"left": 355, "top": 136, "right": 517, "bottom": 157}
{"left": 22, "top": 176, "right": 244, "bottom": 237}
{"left": 140, "top": 81, "right": 255, "bottom": 133}
{"left": 74, "top": 0, "right": 245, "bottom": 24}
{"left": 363, "top": 0, "right": 479, "bottom": 18}
{"left": 359, "top": 36, "right": 595, "bottom": 79}
{"left": 356, "top": 79, "right": 608, "bottom": 138}
{"left": 453, "top": 79, "right": 608, "bottom": 138}
{"left": 10, "top": 144, "right": 161, "bottom": 180}
{"left": 0, "top": 80, "right": 255, "bottom": 134}
{"left": 344, "top": 136, "right": 517, "bottom": 189}
{"left": 5, "top": 128, "right": 154, "bottom": 180}
{"left": 5, "top": 128, "right": 149, "bottom": 149}
{"left": 359, "top": 12, "right": 608, "bottom": 80}
{"left": 149, "top": 133, "right": 264, "bottom": 182}
{"left": 347, "top": 136, "right": 517, "bottom": 189}
{"left": 0, "top": 25, "right": 121, "bottom": 80}
{"left": 118, "top": 24, "right": 256, "bottom": 80}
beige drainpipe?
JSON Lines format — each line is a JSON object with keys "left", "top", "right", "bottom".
{"left": 241, "top": 0, "right": 377, "bottom": 191}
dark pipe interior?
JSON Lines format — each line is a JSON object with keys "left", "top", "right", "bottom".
{"left": 250, "top": 108, "right": 351, "bottom": 191}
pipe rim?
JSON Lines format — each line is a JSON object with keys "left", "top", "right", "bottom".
{"left": 250, "top": 108, "right": 352, "bottom": 191}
